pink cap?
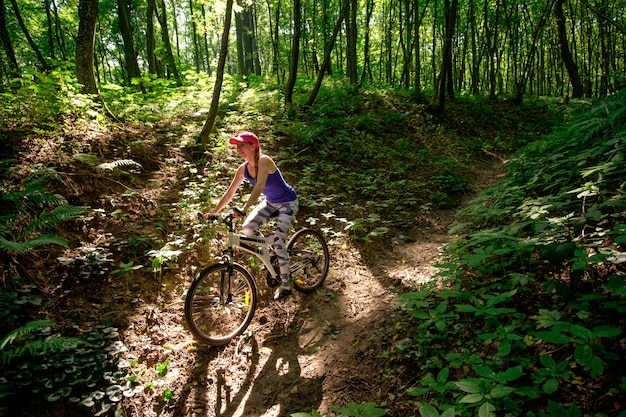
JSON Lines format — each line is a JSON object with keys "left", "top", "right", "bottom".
{"left": 229, "top": 132, "right": 259, "bottom": 148}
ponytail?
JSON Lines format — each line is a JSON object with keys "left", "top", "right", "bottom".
{"left": 253, "top": 148, "right": 260, "bottom": 178}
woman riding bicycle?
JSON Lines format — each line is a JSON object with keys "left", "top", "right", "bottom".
{"left": 209, "top": 132, "right": 299, "bottom": 300}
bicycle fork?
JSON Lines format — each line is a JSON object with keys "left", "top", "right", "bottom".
{"left": 220, "top": 254, "right": 234, "bottom": 304}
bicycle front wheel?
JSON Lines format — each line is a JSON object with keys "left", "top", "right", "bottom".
{"left": 288, "top": 229, "right": 330, "bottom": 293}
{"left": 184, "top": 263, "right": 257, "bottom": 346}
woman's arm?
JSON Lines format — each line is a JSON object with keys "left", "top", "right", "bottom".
{"left": 210, "top": 163, "right": 246, "bottom": 214}
{"left": 242, "top": 155, "right": 275, "bottom": 212}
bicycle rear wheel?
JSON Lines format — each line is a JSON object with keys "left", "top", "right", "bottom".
{"left": 288, "top": 229, "right": 330, "bottom": 293}
{"left": 184, "top": 263, "right": 257, "bottom": 346}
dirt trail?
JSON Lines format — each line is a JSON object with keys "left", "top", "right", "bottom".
{"left": 139, "top": 156, "right": 507, "bottom": 417}
{"left": 8, "top": 118, "right": 505, "bottom": 417}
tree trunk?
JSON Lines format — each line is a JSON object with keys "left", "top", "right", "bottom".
{"left": 235, "top": 11, "right": 246, "bottom": 76}
{"left": 306, "top": 0, "right": 350, "bottom": 107}
{"left": 242, "top": 5, "right": 255, "bottom": 75}
{"left": 188, "top": 0, "right": 200, "bottom": 73}
{"left": 116, "top": 0, "right": 142, "bottom": 86}
{"left": 43, "top": 0, "right": 56, "bottom": 60}
{"left": 266, "top": 0, "right": 281, "bottom": 83}
{"left": 284, "top": 0, "right": 301, "bottom": 107}
{"left": 201, "top": 4, "right": 212, "bottom": 76}
{"left": 0, "top": 0, "right": 20, "bottom": 78}
{"left": 198, "top": 0, "right": 233, "bottom": 144}
{"left": 8, "top": 0, "right": 50, "bottom": 71}
{"left": 155, "top": 0, "right": 181, "bottom": 85}
{"left": 146, "top": 0, "right": 159, "bottom": 76}
{"left": 469, "top": 0, "right": 478, "bottom": 95}
{"left": 360, "top": 0, "right": 373, "bottom": 83}
{"left": 554, "top": 0, "right": 582, "bottom": 98}
{"left": 434, "top": 0, "right": 458, "bottom": 112}
{"left": 513, "top": 0, "right": 556, "bottom": 103}
{"left": 76, "top": 0, "right": 99, "bottom": 94}
{"left": 345, "top": 0, "right": 358, "bottom": 85}
{"left": 50, "top": 0, "right": 67, "bottom": 60}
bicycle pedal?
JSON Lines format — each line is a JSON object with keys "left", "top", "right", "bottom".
{"left": 266, "top": 274, "right": 280, "bottom": 288}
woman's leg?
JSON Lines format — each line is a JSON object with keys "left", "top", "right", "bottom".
{"left": 241, "top": 200, "right": 275, "bottom": 237}
{"left": 273, "top": 199, "right": 299, "bottom": 298}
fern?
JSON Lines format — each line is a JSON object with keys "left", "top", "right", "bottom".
{"left": 0, "top": 320, "right": 85, "bottom": 365}
{"left": 20, "top": 205, "right": 87, "bottom": 237}
{"left": 0, "top": 319, "right": 55, "bottom": 350}
{"left": 96, "top": 159, "right": 143, "bottom": 172}
{"left": 0, "top": 234, "right": 69, "bottom": 252}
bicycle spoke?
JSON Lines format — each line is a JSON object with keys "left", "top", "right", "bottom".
{"left": 184, "top": 264, "right": 257, "bottom": 346}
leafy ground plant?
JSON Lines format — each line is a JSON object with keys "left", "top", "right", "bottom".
{"left": 393, "top": 91, "right": 626, "bottom": 416}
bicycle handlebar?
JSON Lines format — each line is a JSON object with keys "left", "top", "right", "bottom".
{"left": 203, "top": 212, "right": 238, "bottom": 232}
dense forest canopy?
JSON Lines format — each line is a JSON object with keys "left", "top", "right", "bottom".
{"left": 1, "top": 0, "right": 625, "bottom": 103}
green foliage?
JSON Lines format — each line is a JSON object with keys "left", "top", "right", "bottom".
{"left": 0, "top": 69, "right": 98, "bottom": 127}
{"left": 292, "top": 402, "right": 387, "bottom": 417}
{"left": 0, "top": 319, "right": 84, "bottom": 364}
{"left": 0, "top": 162, "right": 86, "bottom": 252}
{"left": 397, "top": 91, "right": 626, "bottom": 416}
{"left": 0, "top": 279, "right": 138, "bottom": 415}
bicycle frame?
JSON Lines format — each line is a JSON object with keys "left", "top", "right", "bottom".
{"left": 228, "top": 232, "right": 277, "bottom": 278}
{"left": 216, "top": 213, "right": 279, "bottom": 279}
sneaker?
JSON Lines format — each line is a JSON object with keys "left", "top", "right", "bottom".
{"left": 273, "top": 287, "right": 292, "bottom": 301}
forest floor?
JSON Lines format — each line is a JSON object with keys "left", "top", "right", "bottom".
{"left": 9, "top": 112, "right": 508, "bottom": 417}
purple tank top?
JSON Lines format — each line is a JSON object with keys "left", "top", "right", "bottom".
{"left": 244, "top": 163, "right": 297, "bottom": 204}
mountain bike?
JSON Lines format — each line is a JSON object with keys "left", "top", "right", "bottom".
{"left": 184, "top": 211, "right": 330, "bottom": 346}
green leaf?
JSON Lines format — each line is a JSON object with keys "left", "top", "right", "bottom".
{"left": 454, "top": 381, "right": 481, "bottom": 393}
{"left": 163, "top": 388, "right": 173, "bottom": 400}
{"left": 478, "top": 402, "right": 495, "bottom": 417}
{"left": 574, "top": 344, "right": 594, "bottom": 366}
{"left": 455, "top": 304, "right": 477, "bottom": 313}
{"left": 533, "top": 331, "right": 571, "bottom": 344}
{"left": 497, "top": 366, "right": 524, "bottom": 383}
{"left": 592, "top": 325, "right": 622, "bottom": 338}
{"left": 590, "top": 356, "right": 605, "bottom": 378}
{"left": 497, "top": 342, "right": 512, "bottom": 356}
{"left": 474, "top": 365, "right": 496, "bottom": 379}
{"left": 542, "top": 378, "right": 559, "bottom": 395}
{"left": 436, "top": 368, "right": 450, "bottom": 385}
{"left": 460, "top": 393, "right": 484, "bottom": 404}
{"left": 539, "top": 355, "right": 557, "bottom": 369}
{"left": 441, "top": 408, "right": 456, "bottom": 417}
{"left": 569, "top": 325, "right": 593, "bottom": 342}
{"left": 418, "top": 402, "right": 440, "bottom": 417}
{"left": 489, "top": 384, "right": 516, "bottom": 398}
{"left": 534, "top": 309, "right": 562, "bottom": 329}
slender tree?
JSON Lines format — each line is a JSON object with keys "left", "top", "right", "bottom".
{"left": 198, "top": 0, "right": 234, "bottom": 143}
{"left": 360, "top": 0, "right": 373, "bottom": 83}
{"left": 434, "top": 0, "right": 458, "bottom": 112}
{"left": 306, "top": 0, "right": 350, "bottom": 107}
{"left": 513, "top": 0, "right": 556, "bottom": 103}
{"left": 345, "top": 0, "right": 358, "bottom": 85}
{"left": 155, "top": 0, "right": 181, "bottom": 85}
{"left": 189, "top": 0, "right": 201, "bottom": 73}
{"left": 0, "top": 0, "right": 19, "bottom": 79}
{"left": 76, "top": 0, "right": 99, "bottom": 94}
{"left": 284, "top": 0, "right": 301, "bottom": 107}
{"left": 554, "top": 0, "right": 582, "bottom": 98}
{"left": 146, "top": 0, "right": 159, "bottom": 76}
{"left": 8, "top": 0, "right": 50, "bottom": 71}
{"left": 266, "top": 0, "right": 281, "bottom": 83}
{"left": 116, "top": 0, "right": 142, "bottom": 87}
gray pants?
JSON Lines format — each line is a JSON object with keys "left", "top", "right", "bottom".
{"left": 242, "top": 198, "right": 299, "bottom": 278}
